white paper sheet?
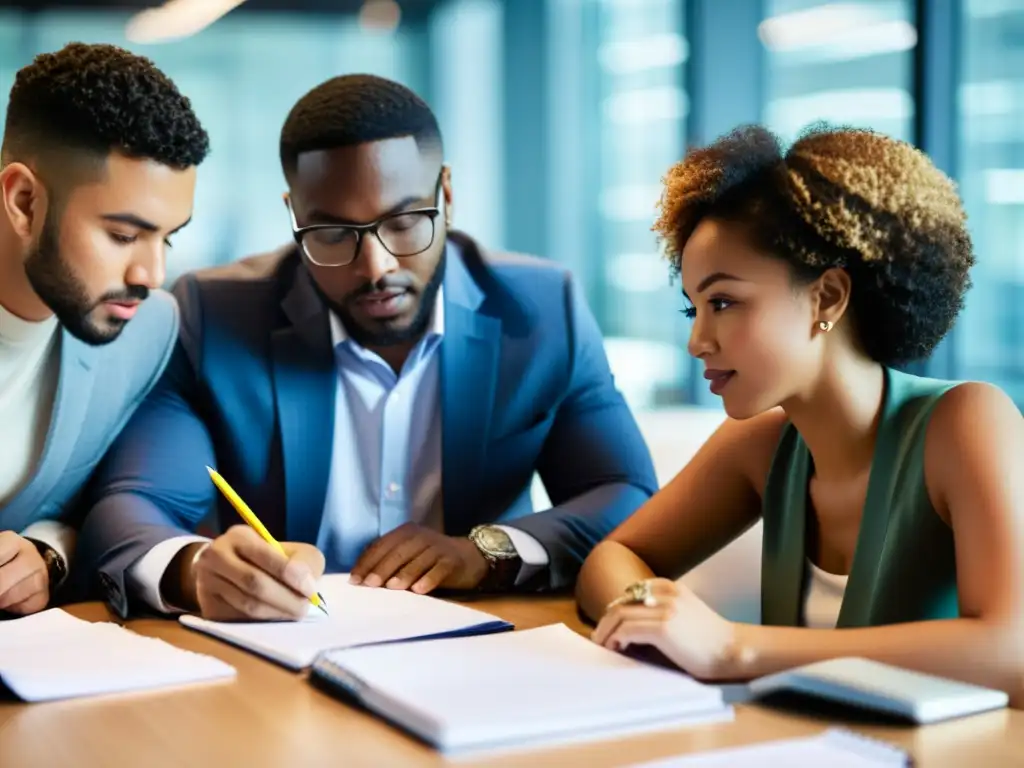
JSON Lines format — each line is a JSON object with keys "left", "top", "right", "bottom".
{"left": 0, "top": 609, "right": 236, "bottom": 702}
{"left": 179, "top": 573, "right": 511, "bottom": 669}
{"left": 629, "top": 729, "right": 911, "bottom": 767}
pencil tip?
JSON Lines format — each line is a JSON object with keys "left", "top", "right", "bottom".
{"left": 205, "top": 465, "right": 215, "bottom": 474}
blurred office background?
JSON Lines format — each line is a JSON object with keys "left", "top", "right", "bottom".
{"left": 0, "top": 0, "right": 1021, "bottom": 413}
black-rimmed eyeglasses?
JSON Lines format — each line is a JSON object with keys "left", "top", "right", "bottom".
{"left": 285, "top": 181, "right": 443, "bottom": 268}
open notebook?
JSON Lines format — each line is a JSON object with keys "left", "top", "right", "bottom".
{"left": 310, "top": 623, "right": 731, "bottom": 757}
{"left": 628, "top": 729, "right": 911, "bottom": 767}
{"left": 0, "top": 609, "right": 235, "bottom": 702}
{"left": 179, "top": 574, "right": 512, "bottom": 670}
{"left": 748, "top": 657, "right": 1009, "bottom": 724}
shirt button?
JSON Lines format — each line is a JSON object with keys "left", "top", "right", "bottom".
{"left": 386, "top": 482, "right": 401, "bottom": 498}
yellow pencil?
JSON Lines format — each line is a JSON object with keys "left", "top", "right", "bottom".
{"left": 205, "top": 466, "right": 328, "bottom": 616}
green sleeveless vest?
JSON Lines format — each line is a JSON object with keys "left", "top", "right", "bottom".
{"left": 761, "top": 367, "right": 960, "bottom": 628}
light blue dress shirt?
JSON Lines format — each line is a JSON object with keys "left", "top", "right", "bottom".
{"left": 319, "top": 287, "right": 547, "bottom": 576}
{"left": 319, "top": 296, "right": 445, "bottom": 570}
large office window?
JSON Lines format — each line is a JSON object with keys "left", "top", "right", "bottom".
{"left": 0, "top": 12, "right": 21, "bottom": 103}
{"left": 595, "top": 0, "right": 690, "bottom": 409}
{"left": 956, "top": 0, "right": 1024, "bottom": 406}
{"left": 1, "top": 10, "right": 428, "bottom": 283}
{"left": 429, "top": 0, "right": 505, "bottom": 250}
{"left": 3, "top": 0, "right": 1018, "bottom": 411}
{"left": 761, "top": 0, "right": 916, "bottom": 143}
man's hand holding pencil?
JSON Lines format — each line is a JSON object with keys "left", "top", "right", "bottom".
{"left": 167, "top": 466, "right": 329, "bottom": 622}
{"left": 189, "top": 525, "right": 326, "bottom": 621}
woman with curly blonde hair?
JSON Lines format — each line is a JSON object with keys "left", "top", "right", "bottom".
{"left": 576, "top": 124, "right": 1024, "bottom": 703}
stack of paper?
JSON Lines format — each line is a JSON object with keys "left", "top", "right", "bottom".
{"left": 0, "top": 609, "right": 236, "bottom": 702}
{"left": 179, "top": 574, "right": 512, "bottom": 670}
{"left": 311, "top": 623, "right": 732, "bottom": 755}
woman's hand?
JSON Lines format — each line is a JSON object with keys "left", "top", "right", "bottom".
{"left": 590, "top": 577, "right": 739, "bottom": 680}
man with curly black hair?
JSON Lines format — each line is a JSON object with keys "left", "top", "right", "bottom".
{"left": 577, "top": 124, "right": 1024, "bottom": 705}
{"left": 78, "top": 73, "right": 656, "bottom": 622}
{"left": 0, "top": 42, "right": 209, "bottom": 615}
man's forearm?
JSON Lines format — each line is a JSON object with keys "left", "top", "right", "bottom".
{"left": 160, "top": 542, "right": 206, "bottom": 612}
{"left": 727, "top": 619, "right": 1024, "bottom": 705}
{"left": 575, "top": 540, "right": 656, "bottom": 622}
{"left": 79, "top": 489, "right": 211, "bottom": 617}
{"left": 511, "top": 482, "right": 652, "bottom": 591}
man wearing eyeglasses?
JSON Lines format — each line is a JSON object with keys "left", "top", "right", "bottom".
{"left": 77, "top": 74, "right": 657, "bottom": 621}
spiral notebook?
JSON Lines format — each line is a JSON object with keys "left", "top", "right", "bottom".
{"left": 179, "top": 574, "right": 512, "bottom": 670}
{"left": 310, "top": 623, "right": 732, "bottom": 756}
{"left": 628, "top": 729, "right": 911, "bottom": 766}
{"left": 0, "top": 609, "right": 236, "bottom": 702}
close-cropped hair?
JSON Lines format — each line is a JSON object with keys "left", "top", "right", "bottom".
{"left": 653, "top": 123, "right": 975, "bottom": 367}
{"left": 2, "top": 42, "right": 209, "bottom": 171}
{"left": 279, "top": 73, "right": 443, "bottom": 179}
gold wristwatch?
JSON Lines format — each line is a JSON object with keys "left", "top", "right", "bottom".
{"left": 468, "top": 525, "right": 521, "bottom": 590}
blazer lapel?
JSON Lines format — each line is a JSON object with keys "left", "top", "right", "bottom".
{"left": 271, "top": 263, "right": 336, "bottom": 544}
{"left": 3, "top": 331, "right": 97, "bottom": 530}
{"left": 441, "top": 239, "right": 500, "bottom": 535}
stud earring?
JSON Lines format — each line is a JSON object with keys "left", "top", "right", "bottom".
{"left": 818, "top": 320, "right": 834, "bottom": 332}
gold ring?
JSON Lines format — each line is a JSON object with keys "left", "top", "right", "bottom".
{"left": 624, "top": 579, "right": 656, "bottom": 607}
{"left": 604, "top": 579, "right": 659, "bottom": 613}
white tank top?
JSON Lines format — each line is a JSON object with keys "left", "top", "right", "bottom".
{"left": 0, "top": 304, "right": 59, "bottom": 506}
{"left": 802, "top": 559, "right": 849, "bottom": 629}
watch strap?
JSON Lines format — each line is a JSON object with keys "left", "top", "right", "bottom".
{"left": 25, "top": 537, "right": 67, "bottom": 589}
{"left": 478, "top": 554, "right": 521, "bottom": 591}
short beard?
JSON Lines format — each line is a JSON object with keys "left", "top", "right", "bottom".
{"left": 24, "top": 209, "right": 147, "bottom": 346}
{"left": 324, "top": 248, "right": 446, "bottom": 349}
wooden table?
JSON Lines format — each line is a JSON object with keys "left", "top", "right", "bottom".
{"left": 1, "top": 597, "right": 1021, "bottom": 767}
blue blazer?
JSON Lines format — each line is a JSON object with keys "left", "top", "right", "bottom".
{"left": 77, "top": 233, "right": 657, "bottom": 616}
{"left": 0, "top": 291, "right": 177, "bottom": 599}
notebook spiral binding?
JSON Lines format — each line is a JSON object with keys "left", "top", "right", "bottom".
{"left": 312, "top": 655, "right": 368, "bottom": 698}
{"left": 823, "top": 729, "right": 914, "bottom": 766}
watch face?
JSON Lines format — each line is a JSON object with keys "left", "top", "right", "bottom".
{"left": 476, "top": 527, "right": 517, "bottom": 558}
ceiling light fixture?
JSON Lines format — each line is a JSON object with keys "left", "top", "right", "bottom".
{"left": 359, "top": 0, "right": 402, "bottom": 33}
{"left": 126, "top": 0, "right": 247, "bottom": 44}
